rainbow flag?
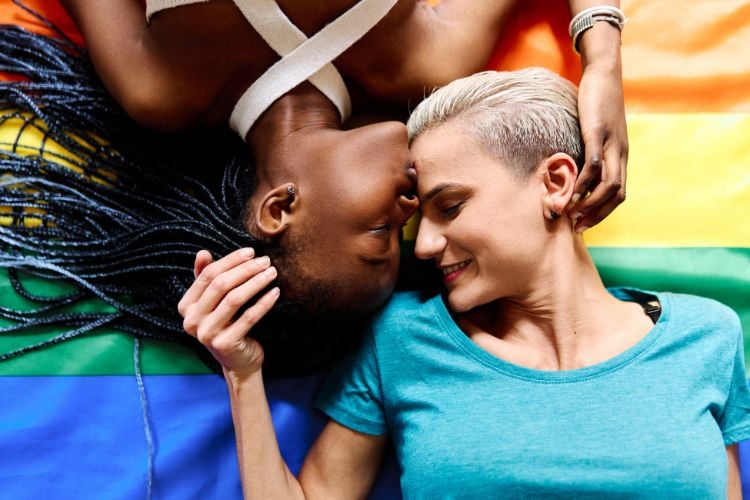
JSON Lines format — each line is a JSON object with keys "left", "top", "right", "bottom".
{"left": 1, "top": 0, "right": 748, "bottom": 498}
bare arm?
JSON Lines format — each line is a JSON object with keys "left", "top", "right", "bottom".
{"left": 727, "top": 445, "right": 743, "bottom": 499}
{"left": 412, "top": 0, "right": 518, "bottom": 84}
{"left": 179, "top": 249, "right": 387, "bottom": 499}
{"left": 300, "top": 421, "right": 388, "bottom": 499}
{"left": 59, "top": 0, "right": 178, "bottom": 128}
{"left": 565, "top": 0, "right": 628, "bottom": 231}
{"left": 225, "top": 369, "right": 387, "bottom": 499}
{"left": 360, "top": 0, "right": 519, "bottom": 102}
{"left": 59, "top": 0, "right": 249, "bottom": 130}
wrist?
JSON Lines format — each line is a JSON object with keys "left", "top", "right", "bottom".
{"left": 569, "top": 4, "right": 625, "bottom": 62}
{"left": 223, "top": 364, "right": 264, "bottom": 389}
{"left": 577, "top": 22, "right": 622, "bottom": 70}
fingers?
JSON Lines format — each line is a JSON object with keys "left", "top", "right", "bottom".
{"left": 570, "top": 138, "right": 628, "bottom": 232}
{"left": 191, "top": 255, "right": 272, "bottom": 320}
{"left": 193, "top": 250, "right": 214, "bottom": 278}
{"left": 178, "top": 247, "right": 255, "bottom": 316}
{"left": 189, "top": 264, "right": 278, "bottom": 339}
{"left": 225, "top": 287, "right": 281, "bottom": 340}
{"left": 572, "top": 138, "right": 603, "bottom": 207}
{"left": 191, "top": 286, "right": 279, "bottom": 378}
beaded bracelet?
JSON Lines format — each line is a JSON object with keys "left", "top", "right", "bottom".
{"left": 569, "top": 5, "right": 627, "bottom": 53}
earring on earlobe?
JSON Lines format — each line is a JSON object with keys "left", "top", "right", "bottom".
{"left": 287, "top": 185, "right": 296, "bottom": 198}
{"left": 549, "top": 210, "right": 561, "bottom": 220}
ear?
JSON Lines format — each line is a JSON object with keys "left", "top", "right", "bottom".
{"left": 254, "top": 183, "right": 298, "bottom": 238}
{"left": 540, "top": 153, "right": 578, "bottom": 220}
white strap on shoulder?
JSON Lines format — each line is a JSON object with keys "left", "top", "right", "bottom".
{"left": 229, "top": 0, "right": 398, "bottom": 140}
{"left": 232, "top": 0, "right": 351, "bottom": 126}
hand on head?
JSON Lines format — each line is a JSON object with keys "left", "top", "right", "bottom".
{"left": 568, "top": 48, "right": 629, "bottom": 232}
{"left": 178, "top": 248, "right": 279, "bottom": 378}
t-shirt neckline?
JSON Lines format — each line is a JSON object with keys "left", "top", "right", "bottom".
{"left": 432, "top": 287, "right": 670, "bottom": 384}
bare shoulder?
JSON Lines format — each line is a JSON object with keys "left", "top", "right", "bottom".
{"left": 144, "top": 1, "right": 279, "bottom": 126}
{"left": 339, "top": 0, "right": 519, "bottom": 105}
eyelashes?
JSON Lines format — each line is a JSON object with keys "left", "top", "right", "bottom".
{"left": 441, "top": 202, "right": 463, "bottom": 218}
{"left": 372, "top": 223, "right": 391, "bottom": 234}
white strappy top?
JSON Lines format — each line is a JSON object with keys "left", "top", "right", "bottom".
{"left": 146, "top": 0, "right": 398, "bottom": 139}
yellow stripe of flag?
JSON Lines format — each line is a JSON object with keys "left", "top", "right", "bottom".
{"left": 585, "top": 113, "right": 750, "bottom": 247}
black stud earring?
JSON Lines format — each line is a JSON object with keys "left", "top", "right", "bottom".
{"left": 549, "top": 211, "right": 561, "bottom": 220}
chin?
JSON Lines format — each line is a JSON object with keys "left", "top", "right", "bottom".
{"left": 446, "top": 286, "right": 497, "bottom": 313}
{"left": 446, "top": 292, "right": 475, "bottom": 313}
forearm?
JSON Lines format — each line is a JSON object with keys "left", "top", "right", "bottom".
{"left": 726, "top": 445, "right": 742, "bottom": 499}
{"left": 225, "top": 369, "right": 306, "bottom": 500}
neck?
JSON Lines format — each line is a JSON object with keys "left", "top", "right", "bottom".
{"left": 248, "top": 83, "right": 340, "bottom": 176}
{"left": 462, "top": 233, "right": 645, "bottom": 371}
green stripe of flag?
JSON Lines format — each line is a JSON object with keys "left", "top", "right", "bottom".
{"left": 1, "top": 247, "right": 748, "bottom": 376}
{"left": 591, "top": 246, "right": 750, "bottom": 363}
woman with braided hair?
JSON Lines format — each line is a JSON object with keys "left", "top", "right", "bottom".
{"left": 3, "top": 0, "right": 628, "bottom": 374}
{"left": 58, "top": 0, "right": 629, "bottom": 335}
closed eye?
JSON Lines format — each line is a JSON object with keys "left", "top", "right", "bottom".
{"left": 362, "top": 255, "right": 391, "bottom": 266}
{"left": 371, "top": 223, "right": 392, "bottom": 235}
{"left": 442, "top": 202, "right": 463, "bottom": 217}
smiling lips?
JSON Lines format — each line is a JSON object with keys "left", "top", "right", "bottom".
{"left": 441, "top": 260, "right": 470, "bottom": 282}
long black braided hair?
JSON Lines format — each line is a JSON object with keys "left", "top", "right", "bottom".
{"left": 0, "top": 16, "right": 361, "bottom": 376}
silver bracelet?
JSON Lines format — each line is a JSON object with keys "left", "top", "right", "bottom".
{"left": 569, "top": 6, "right": 627, "bottom": 53}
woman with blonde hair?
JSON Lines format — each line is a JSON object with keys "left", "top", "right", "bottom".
{"left": 181, "top": 67, "right": 750, "bottom": 497}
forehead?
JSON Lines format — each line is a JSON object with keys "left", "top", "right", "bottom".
{"left": 412, "top": 124, "right": 486, "bottom": 185}
{"left": 412, "top": 120, "right": 477, "bottom": 159}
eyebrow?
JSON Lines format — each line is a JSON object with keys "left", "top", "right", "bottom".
{"left": 421, "top": 182, "right": 461, "bottom": 204}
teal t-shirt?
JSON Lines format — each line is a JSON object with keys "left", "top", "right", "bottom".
{"left": 315, "top": 288, "right": 750, "bottom": 498}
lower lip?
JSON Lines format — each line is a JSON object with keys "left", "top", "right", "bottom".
{"left": 443, "top": 263, "right": 469, "bottom": 284}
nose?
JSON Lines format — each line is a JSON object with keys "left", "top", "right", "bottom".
{"left": 414, "top": 216, "right": 445, "bottom": 261}
{"left": 380, "top": 120, "right": 409, "bottom": 144}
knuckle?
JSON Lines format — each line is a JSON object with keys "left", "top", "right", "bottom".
{"left": 210, "top": 338, "right": 233, "bottom": 354}
{"left": 182, "top": 315, "right": 198, "bottom": 335}
{"left": 198, "top": 266, "right": 217, "bottom": 284}
{"left": 195, "top": 325, "right": 216, "bottom": 345}
{"left": 208, "top": 274, "right": 230, "bottom": 292}
{"left": 589, "top": 155, "right": 603, "bottom": 169}
{"left": 607, "top": 180, "right": 623, "bottom": 193}
{"left": 224, "top": 290, "right": 247, "bottom": 308}
{"left": 241, "top": 308, "right": 262, "bottom": 327}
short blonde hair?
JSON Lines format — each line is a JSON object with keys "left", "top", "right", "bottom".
{"left": 407, "top": 68, "right": 583, "bottom": 179}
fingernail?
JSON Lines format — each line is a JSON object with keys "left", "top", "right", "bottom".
{"left": 264, "top": 266, "right": 277, "bottom": 276}
{"left": 256, "top": 255, "right": 271, "bottom": 267}
{"left": 270, "top": 287, "right": 281, "bottom": 297}
{"left": 239, "top": 247, "right": 254, "bottom": 258}
{"left": 571, "top": 193, "right": 581, "bottom": 204}
{"left": 576, "top": 225, "right": 589, "bottom": 234}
